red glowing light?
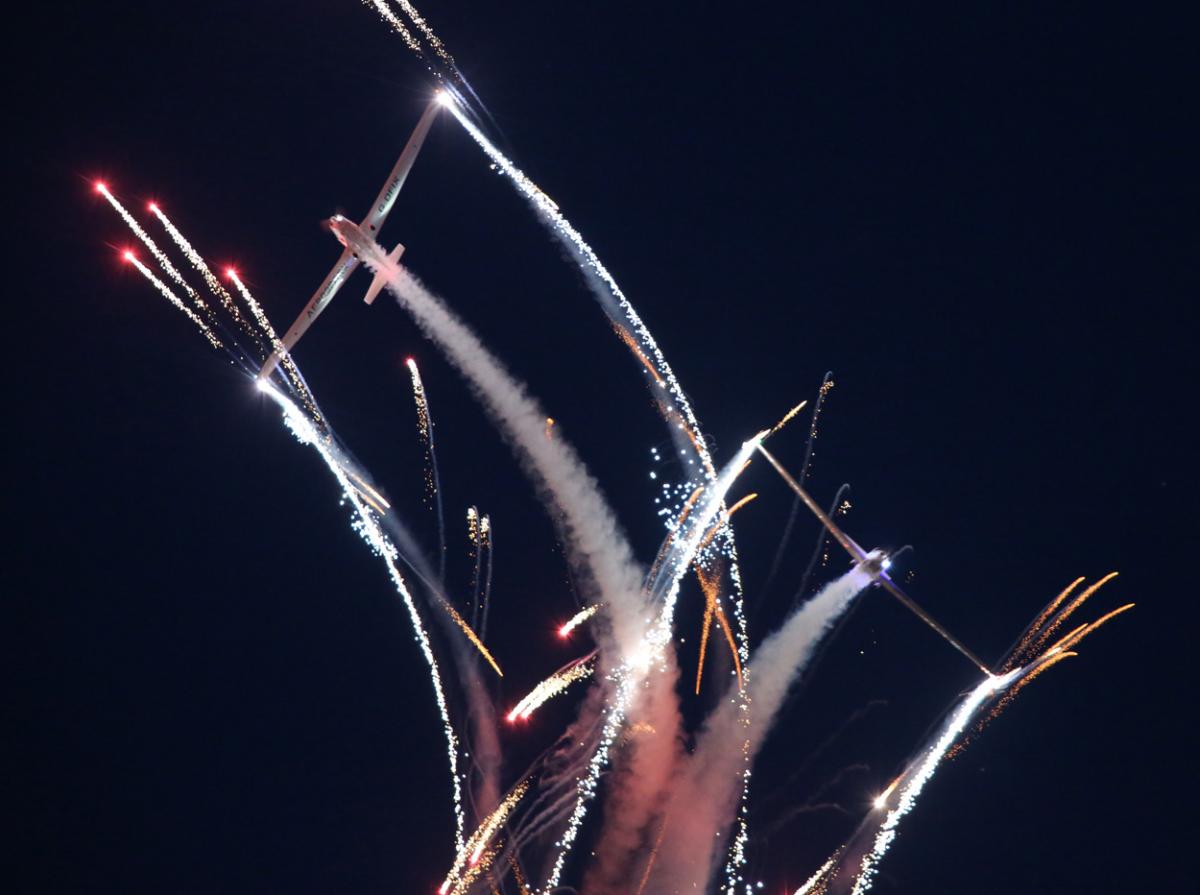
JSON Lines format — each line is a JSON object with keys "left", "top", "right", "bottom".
{"left": 224, "top": 267, "right": 238, "bottom": 279}
{"left": 94, "top": 181, "right": 107, "bottom": 194}
{"left": 122, "top": 250, "right": 135, "bottom": 263}
{"left": 148, "top": 202, "right": 158, "bottom": 213}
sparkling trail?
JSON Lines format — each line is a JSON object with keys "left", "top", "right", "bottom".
{"left": 125, "top": 253, "right": 222, "bottom": 348}
{"left": 149, "top": 204, "right": 261, "bottom": 348}
{"left": 558, "top": 604, "right": 600, "bottom": 638}
{"left": 98, "top": 184, "right": 214, "bottom": 320}
{"left": 258, "top": 380, "right": 467, "bottom": 851}
{"left": 506, "top": 656, "right": 594, "bottom": 721}
{"left": 439, "top": 596, "right": 504, "bottom": 677}
{"left": 439, "top": 780, "right": 529, "bottom": 895}
{"left": 227, "top": 269, "right": 325, "bottom": 428}
{"left": 406, "top": 357, "right": 446, "bottom": 580}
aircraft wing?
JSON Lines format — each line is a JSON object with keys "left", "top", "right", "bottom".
{"left": 360, "top": 100, "right": 441, "bottom": 237}
{"left": 258, "top": 248, "right": 357, "bottom": 379}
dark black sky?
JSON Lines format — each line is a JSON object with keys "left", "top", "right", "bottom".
{"left": 12, "top": 2, "right": 1195, "bottom": 893}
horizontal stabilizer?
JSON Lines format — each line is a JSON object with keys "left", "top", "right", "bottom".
{"left": 364, "top": 242, "right": 405, "bottom": 305}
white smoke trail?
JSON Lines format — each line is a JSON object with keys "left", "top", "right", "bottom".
{"left": 354, "top": 234, "right": 765, "bottom": 889}
{"left": 650, "top": 566, "right": 875, "bottom": 893}
{"left": 366, "top": 249, "right": 649, "bottom": 664}
{"left": 436, "top": 96, "right": 761, "bottom": 884}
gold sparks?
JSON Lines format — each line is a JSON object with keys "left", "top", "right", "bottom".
{"left": 770, "top": 399, "right": 809, "bottom": 435}
{"left": 440, "top": 597, "right": 503, "bottom": 677}
{"left": 1027, "top": 572, "right": 1120, "bottom": 659}
{"left": 693, "top": 562, "right": 743, "bottom": 694}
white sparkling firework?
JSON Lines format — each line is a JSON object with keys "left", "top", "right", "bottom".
{"left": 124, "top": 253, "right": 222, "bottom": 348}
{"left": 98, "top": 184, "right": 214, "bottom": 320}
{"left": 226, "top": 268, "right": 325, "bottom": 427}
{"left": 148, "top": 204, "right": 260, "bottom": 347}
{"left": 258, "top": 380, "right": 468, "bottom": 851}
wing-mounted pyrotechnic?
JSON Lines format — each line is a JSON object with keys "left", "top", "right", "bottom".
{"left": 258, "top": 98, "right": 443, "bottom": 381}
{"left": 756, "top": 444, "right": 994, "bottom": 675}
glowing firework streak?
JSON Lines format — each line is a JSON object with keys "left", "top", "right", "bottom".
{"left": 839, "top": 669, "right": 1021, "bottom": 895}
{"left": 148, "top": 204, "right": 260, "bottom": 347}
{"left": 406, "top": 357, "right": 446, "bottom": 579}
{"left": 258, "top": 380, "right": 467, "bottom": 850}
{"left": 439, "top": 596, "right": 504, "bottom": 678}
{"left": 1028, "top": 571, "right": 1119, "bottom": 657}
{"left": 97, "top": 183, "right": 213, "bottom": 320}
{"left": 393, "top": 0, "right": 456, "bottom": 67}
{"left": 433, "top": 93, "right": 763, "bottom": 885}
{"left": 1004, "top": 575, "right": 1085, "bottom": 669}
{"left": 507, "top": 656, "right": 594, "bottom": 722}
{"left": 439, "top": 780, "right": 529, "bottom": 895}
{"left": 364, "top": 0, "right": 421, "bottom": 51}
{"left": 771, "top": 399, "right": 809, "bottom": 435}
{"left": 123, "top": 252, "right": 222, "bottom": 348}
{"left": 226, "top": 268, "right": 325, "bottom": 428}
{"left": 558, "top": 604, "right": 599, "bottom": 638}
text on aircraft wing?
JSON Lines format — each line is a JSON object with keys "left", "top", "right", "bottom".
{"left": 362, "top": 101, "right": 442, "bottom": 236}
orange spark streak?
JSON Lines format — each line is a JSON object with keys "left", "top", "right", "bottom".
{"left": 770, "top": 399, "right": 809, "bottom": 435}
{"left": 635, "top": 815, "right": 670, "bottom": 895}
{"left": 1005, "top": 575, "right": 1087, "bottom": 669}
{"left": 1030, "top": 572, "right": 1119, "bottom": 656}
{"left": 694, "top": 565, "right": 719, "bottom": 695}
{"left": 1051, "top": 603, "right": 1135, "bottom": 653}
{"left": 713, "top": 605, "right": 744, "bottom": 692}
{"left": 440, "top": 598, "right": 503, "bottom": 677}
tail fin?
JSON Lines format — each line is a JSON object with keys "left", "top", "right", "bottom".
{"left": 364, "top": 242, "right": 405, "bottom": 304}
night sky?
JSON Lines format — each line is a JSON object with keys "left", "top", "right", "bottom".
{"left": 13, "top": 2, "right": 1194, "bottom": 892}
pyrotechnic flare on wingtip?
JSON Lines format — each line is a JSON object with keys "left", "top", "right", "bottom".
{"left": 257, "top": 99, "right": 443, "bottom": 381}
{"left": 756, "top": 444, "right": 993, "bottom": 675}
